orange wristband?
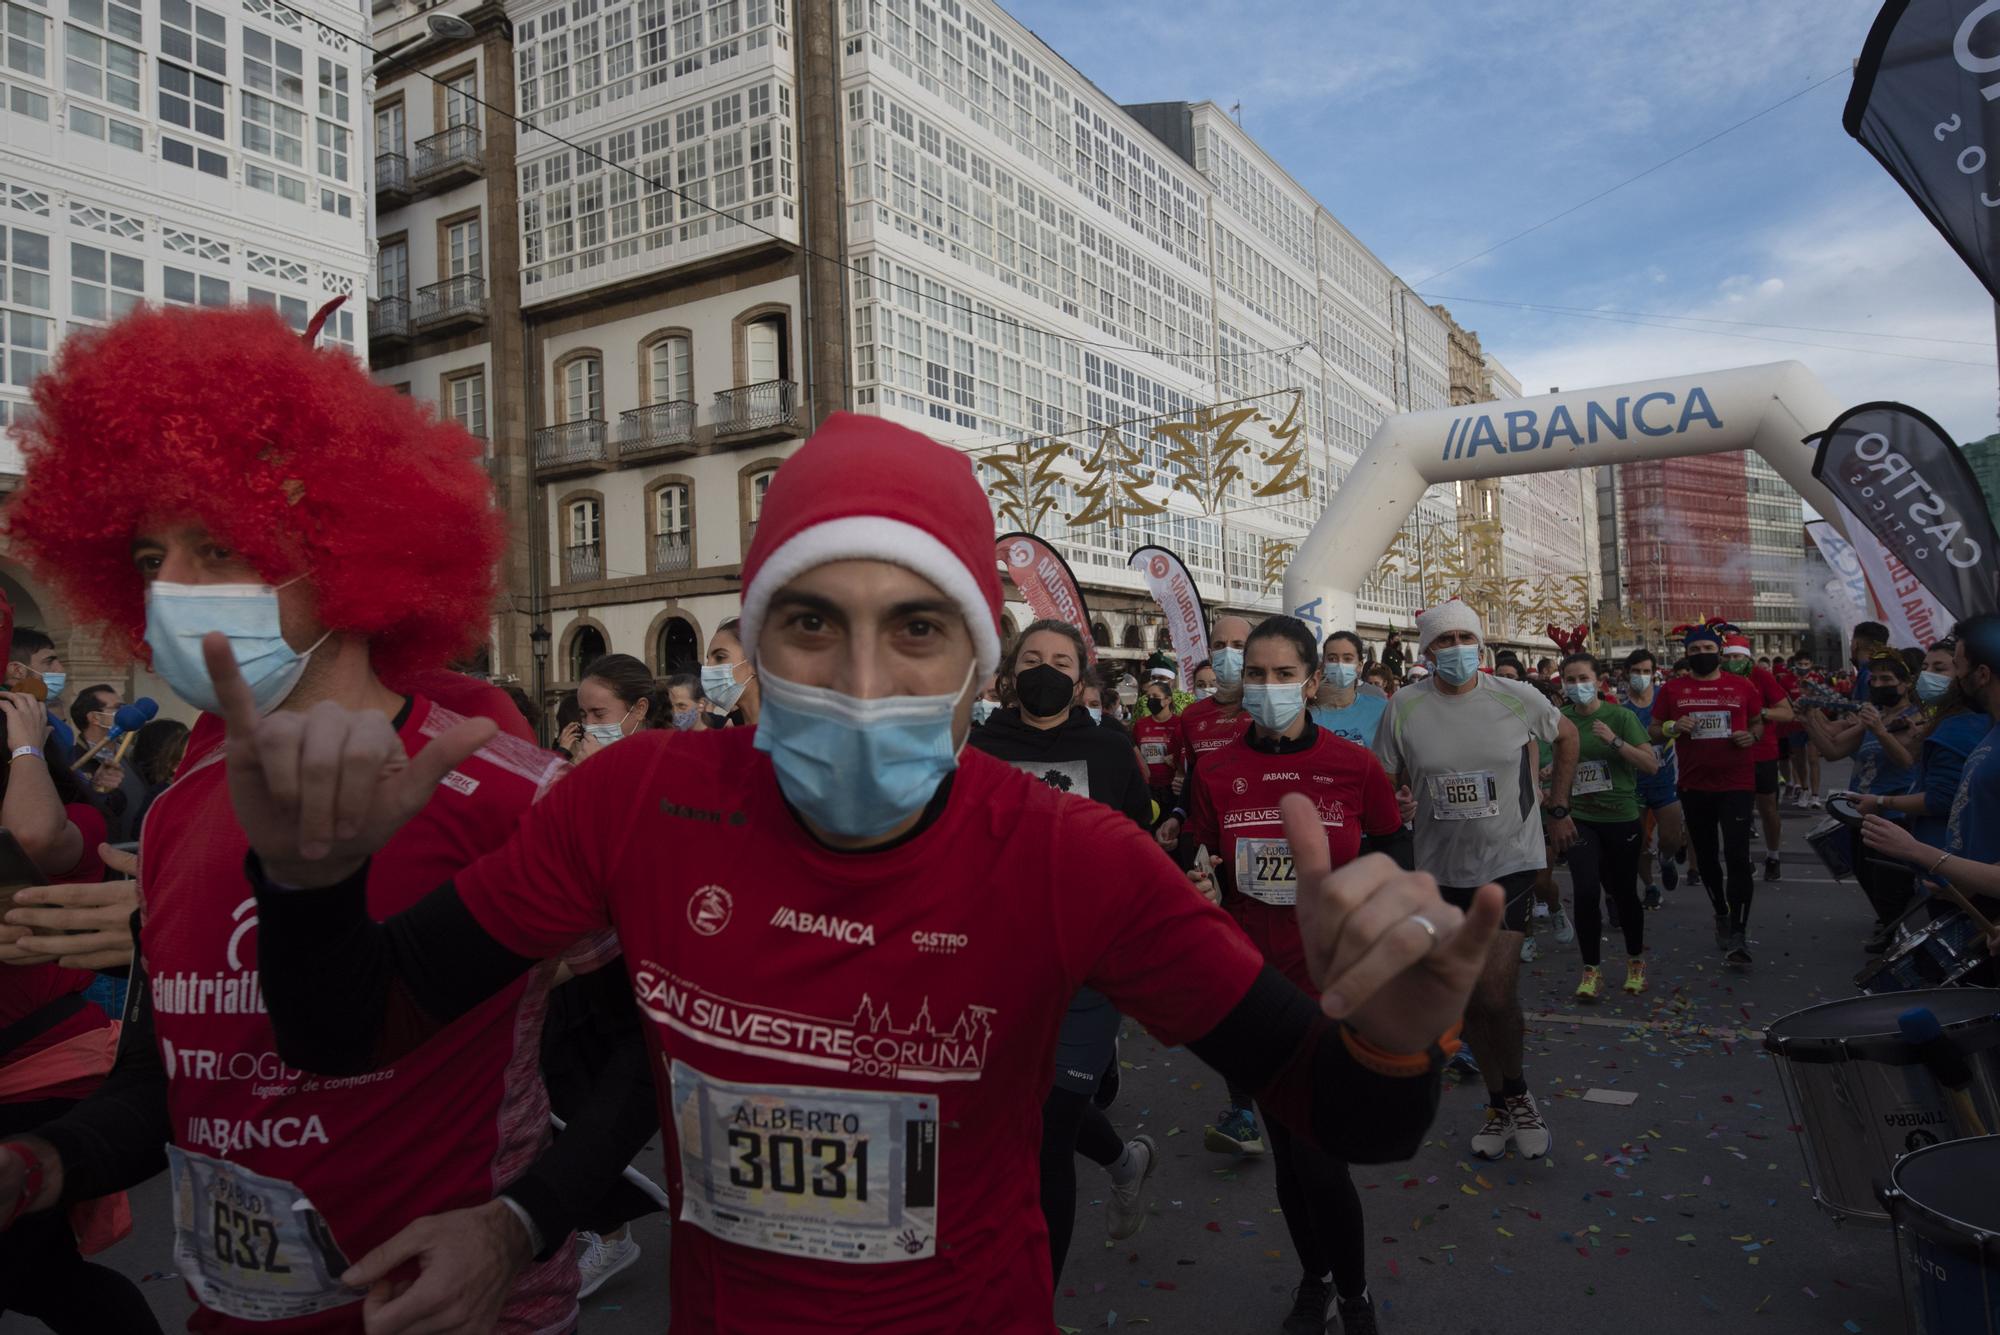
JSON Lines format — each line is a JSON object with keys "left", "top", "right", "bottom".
{"left": 1340, "top": 1021, "right": 1463, "bottom": 1078}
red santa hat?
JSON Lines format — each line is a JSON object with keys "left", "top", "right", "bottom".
{"left": 1723, "top": 632, "right": 1754, "bottom": 658}
{"left": 737, "top": 412, "right": 1003, "bottom": 679}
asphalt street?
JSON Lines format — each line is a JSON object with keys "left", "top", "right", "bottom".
{"left": 19, "top": 760, "right": 1929, "bottom": 1334}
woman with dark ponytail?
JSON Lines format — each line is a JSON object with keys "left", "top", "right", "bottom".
{"left": 574, "top": 653, "right": 665, "bottom": 760}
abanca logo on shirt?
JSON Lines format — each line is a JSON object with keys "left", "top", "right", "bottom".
{"left": 769, "top": 906, "right": 876, "bottom": 947}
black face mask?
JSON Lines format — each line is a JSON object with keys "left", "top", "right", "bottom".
{"left": 1014, "top": 663, "right": 1078, "bottom": 718}
{"left": 1146, "top": 696, "right": 1171, "bottom": 716}
{"left": 1869, "top": 685, "right": 1903, "bottom": 707}
{"left": 1687, "top": 652, "right": 1721, "bottom": 676}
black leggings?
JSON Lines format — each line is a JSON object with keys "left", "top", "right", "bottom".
{"left": 1683, "top": 789, "right": 1756, "bottom": 928}
{"left": 1263, "top": 1107, "right": 1367, "bottom": 1298}
{"left": 1040, "top": 1086, "right": 1127, "bottom": 1283}
{"left": 0, "top": 1096, "right": 163, "bottom": 1335}
{"left": 1569, "top": 819, "right": 1644, "bottom": 966}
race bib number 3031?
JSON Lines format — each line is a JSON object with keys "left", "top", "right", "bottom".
{"left": 166, "top": 1146, "right": 355, "bottom": 1323}
{"left": 671, "top": 1060, "right": 941, "bottom": 1265}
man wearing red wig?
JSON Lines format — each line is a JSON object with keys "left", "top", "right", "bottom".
{"left": 220, "top": 410, "right": 1502, "bottom": 1333}
{"left": 0, "top": 304, "right": 585, "bottom": 1334}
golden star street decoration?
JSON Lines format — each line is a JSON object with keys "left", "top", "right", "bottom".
{"left": 1067, "top": 423, "right": 1167, "bottom": 530}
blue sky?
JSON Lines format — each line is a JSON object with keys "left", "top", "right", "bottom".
{"left": 1006, "top": 0, "right": 2000, "bottom": 442}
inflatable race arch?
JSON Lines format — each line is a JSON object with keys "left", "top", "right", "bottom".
{"left": 1281, "top": 360, "right": 1850, "bottom": 640}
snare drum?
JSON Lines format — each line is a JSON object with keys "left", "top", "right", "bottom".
{"left": 1882, "top": 1135, "right": 2000, "bottom": 1333}
{"left": 1764, "top": 989, "right": 2000, "bottom": 1223}
{"left": 1806, "top": 817, "right": 1855, "bottom": 878}
{"left": 1856, "top": 907, "right": 1997, "bottom": 995}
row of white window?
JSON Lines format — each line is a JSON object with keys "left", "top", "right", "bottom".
{"left": 0, "top": 0, "right": 359, "bottom": 213}
{"left": 553, "top": 318, "right": 778, "bottom": 421}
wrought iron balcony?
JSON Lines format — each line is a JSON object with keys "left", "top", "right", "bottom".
{"left": 562, "top": 541, "right": 602, "bottom": 584}
{"left": 653, "top": 531, "right": 693, "bottom": 572}
{"left": 618, "top": 399, "right": 697, "bottom": 456}
{"left": 712, "top": 379, "right": 799, "bottom": 438}
{"left": 411, "top": 273, "right": 486, "bottom": 331}
{"left": 412, "top": 125, "right": 483, "bottom": 190}
{"left": 533, "top": 418, "right": 609, "bottom": 476}
{"left": 368, "top": 295, "right": 410, "bottom": 342}
{"left": 375, "top": 152, "right": 410, "bottom": 204}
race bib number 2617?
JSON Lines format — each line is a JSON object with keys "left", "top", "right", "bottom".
{"left": 671, "top": 1060, "right": 941, "bottom": 1265}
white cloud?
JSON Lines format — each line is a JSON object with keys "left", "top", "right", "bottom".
{"left": 1489, "top": 203, "right": 1997, "bottom": 441}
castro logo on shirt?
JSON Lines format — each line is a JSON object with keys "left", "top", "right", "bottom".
{"left": 687, "top": 885, "right": 734, "bottom": 937}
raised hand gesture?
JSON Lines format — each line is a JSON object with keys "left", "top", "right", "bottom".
{"left": 1285, "top": 793, "right": 1499, "bottom": 1055}
{"left": 206, "top": 633, "right": 494, "bottom": 889}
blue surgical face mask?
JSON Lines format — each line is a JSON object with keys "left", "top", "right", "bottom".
{"left": 1627, "top": 672, "right": 1653, "bottom": 693}
{"left": 971, "top": 698, "right": 998, "bottom": 725}
{"left": 144, "top": 580, "right": 326, "bottom": 716}
{"left": 672, "top": 708, "right": 700, "bottom": 731}
{"left": 1194, "top": 686, "right": 1217, "bottom": 701}
{"left": 1325, "top": 662, "right": 1359, "bottom": 689}
{"left": 1432, "top": 644, "right": 1482, "bottom": 686}
{"left": 39, "top": 672, "right": 64, "bottom": 700}
{"left": 1085, "top": 706, "right": 1102, "bottom": 725}
{"left": 1916, "top": 670, "right": 1953, "bottom": 704}
{"left": 1243, "top": 682, "right": 1306, "bottom": 732}
{"left": 584, "top": 707, "right": 632, "bottom": 748}
{"left": 1210, "top": 646, "right": 1244, "bottom": 685}
{"left": 754, "top": 663, "right": 972, "bottom": 840}
{"left": 702, "top": 663, "right": 748, "bottom": 711}
{"left": 1564, "top": 682, "right": 1597, "bottom": 706}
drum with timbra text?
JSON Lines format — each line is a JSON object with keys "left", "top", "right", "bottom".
{"left": 1764, "top": 989, "right": 2000, "bottom": 1223}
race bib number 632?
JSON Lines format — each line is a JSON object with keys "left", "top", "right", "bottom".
{"left": 671, "top": 1060, "right": 941, "bottom": 1265}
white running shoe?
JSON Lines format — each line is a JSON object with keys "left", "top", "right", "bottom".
{"left": 1551, "top": 908, "right": 1576, "bottom": 945}
{"left": 1470, "top": 1103, "right": 1513, "bottom": 1160}
{"left": 577, "top": 1231, "right": 641, "bottom": 1299}
{"left": 1519, "top": 934, "right": 1539, "bottom": 963}
{"left": 1505, "top": 1091, "right": 1551, "bottom": 1159}
{"left": 1105, "top": 1134, "right": 1157, "bottom": 1240}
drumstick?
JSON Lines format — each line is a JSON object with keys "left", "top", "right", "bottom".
{"left": 1927, "top": 878, "right": 1999, "bottom": 938}
{"left": 72, "top": 733, "right": 113, "bottom": 767}
{"left": 112, "top": 733, "right": 135, "bottom": 764}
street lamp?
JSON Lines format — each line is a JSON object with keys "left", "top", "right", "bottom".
{"left": 372, "top": 12, "right": 475, "bottom": 72}
{"left": 529, "top": 623, "right": 551, "bottom": 743}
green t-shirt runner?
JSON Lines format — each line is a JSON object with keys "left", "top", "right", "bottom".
{"left": 1558, "top": 699, "right": 1651, "bottom": 823}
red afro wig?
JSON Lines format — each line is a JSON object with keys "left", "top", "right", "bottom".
{"left": 3, "top": 304, "right": 503, "bottom": 682}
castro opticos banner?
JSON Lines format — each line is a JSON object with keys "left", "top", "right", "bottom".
{"left": 996, "top": 532, "right": 1096, "bottom": 661}
{"left": 1811, "top": 401, "right": 2000, "bottom": 622}
{"left": 1846, "top": 0, "right": 2000, "bottom": 303}
{"left": 1127, "top": 546, "right": 1208, "bottom": 687}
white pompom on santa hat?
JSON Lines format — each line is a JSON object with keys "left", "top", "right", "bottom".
{"left": 736, "top": 412, "right": 1004, "bottom": 679}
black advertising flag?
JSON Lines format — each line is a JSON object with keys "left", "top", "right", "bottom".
{"left": 1811, "top": 401, "right": 2000, "bottom": 621}
{"left": 1845, "top": 1, "right": 2000, "bottom": 302}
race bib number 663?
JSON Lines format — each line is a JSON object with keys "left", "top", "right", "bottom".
{"left": 671, "top": 1060, "right": 941, "bottom": 1265}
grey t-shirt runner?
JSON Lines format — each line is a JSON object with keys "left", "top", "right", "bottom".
{"left": 1372, "top": 673, "right": 1565, "bottom": 888}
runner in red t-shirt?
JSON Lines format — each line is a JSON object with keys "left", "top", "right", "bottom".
{"left": 1184, "top": 616, "right": 1405, "bottom": 1334}
{"left": 1721, "top": 633, "right": 1794, "bottom": 884}
{"left": 1129, "top": 673, "right": 1183, "bottom": 816}
{"left": 0, "top": 689, "right": 160, "bottom": 1331}
{"left": 228, "top": 414, "right": 1499, "bottom": 1335}
{"left": 1151, "top": 615, "right": 1258, "bottom": 1152}
{"left": 1648, "top": 626, "right": 1767, "bottom": 965}
{"left": 1776, "top": 650, "right": 1826, "bottom": 809}
{"left": 0, "top": 304, "right": 592, "bottom": 1335}
{"left": 1163, "top": 616, "right": 1254, "bottom": 821}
